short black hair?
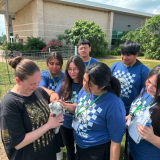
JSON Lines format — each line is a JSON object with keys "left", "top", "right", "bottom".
{"left": 121, "top": 40, "right": 140, "bottom": 56}
{"left": 77, "top": 39, "right": 90, "bottom": 48}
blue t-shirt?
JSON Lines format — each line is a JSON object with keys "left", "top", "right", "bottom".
{"left": 128, "top": 91, "right": 160, "bottom": 160}
{"left": 84, "top": 57, "right": 98, "bottom": 67}
{"left": 73, "top": 88, "right": 126, "bottom": 148}
{"left": 111, "top": 60, "right": 150, "bottom": 112}
{"left": 38, "top": 70, "right": 65, "bottom": 91}
{"left": 55, "top": 82, "right": 79, "bottom": 129}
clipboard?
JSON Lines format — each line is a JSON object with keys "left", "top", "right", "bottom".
{"left": 128, "top": 103, "right": 157, "bottom": 144}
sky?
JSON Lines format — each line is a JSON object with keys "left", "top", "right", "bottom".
{"left": 0, "top": 0, "right": 160, "bottom": 35}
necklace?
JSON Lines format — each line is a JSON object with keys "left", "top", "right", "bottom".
{"left": 87, "top": 57, "right": 91, "bottom": 67}
{"left": 48, "top": 71, "right": 60, "bottom": 88}
{"left": 76, "top": 90, "right": 104, "bottom": 118}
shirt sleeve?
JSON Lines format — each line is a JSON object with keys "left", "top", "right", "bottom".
{"left": 140, "top": 65, "right": 150, "bottom": 91}
{"left": 39, "top": 71, "right": 48, "bottom": 88}
{"left": 106, "top": 100, "right": 126, "bottom": 143}
{"left": 1, "top": 96, "right": 26, "bottom": 149}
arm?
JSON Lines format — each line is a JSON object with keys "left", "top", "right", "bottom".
{"left": 110, "top": 140, "right": 121, "bottom": 160}
{"left": 15, "top": 113, "right": 63, "bottom": 150}
{"left": 41, "top": 87, "right": 59, "bottom": 101}
{"left": 38, "top": 71, "right": 48, "bottom": 88}
{"left": 137, "top": 124, "right": 160, "bottom": 149}
{"left": 57, "top": 99, "right": 77, "bottom": 114}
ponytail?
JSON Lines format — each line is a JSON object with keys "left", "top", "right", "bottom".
{"left": 105, "top": 76, "right": 121, "bottom": 97}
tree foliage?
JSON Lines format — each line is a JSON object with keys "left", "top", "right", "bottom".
{"left": 60, "top": 20, "right": 108, "bottom": 57}
{"left": 121, "top": 14, "right": 160, "bottom": 59}
{"left": 23, "top": 37, "right": 46, "bottom": 51}
{"left": 0, "top": 32, "right": 6, "bottom": 43}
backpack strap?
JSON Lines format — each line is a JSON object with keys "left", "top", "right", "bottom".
{"left": 111, "top": 62, "right": 120, "bottom": 74}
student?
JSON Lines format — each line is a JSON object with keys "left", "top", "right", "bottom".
{"left": 39, "top": 52, "right": 64, "bottom": 90}
{"left": 0, "top": 56, "right": 63, "bottom": 160}
{"left": 77, "top": 39, "right": 98, "bottom": 67}
{"left": 55, "top": 56, "right": 85, "bottom": 160}
{"left": 111, "top": 40, "right": 150, "bottom": 160}
{"left": 60, "top": 62, "right": 126, "bottom": 160}
{"left": 127, "top": 64, "right": 160, "bottom": 160}
{"left": 38, "top": 52, "right": 64, "bottom": 160}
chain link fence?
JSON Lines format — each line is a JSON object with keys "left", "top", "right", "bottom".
{"left": 0, "top": 47, "right": 76, "bottom": 159}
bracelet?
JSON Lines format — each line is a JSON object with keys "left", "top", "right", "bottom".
{"left": 50, "top": 91, "right": 55, "bottom": 96}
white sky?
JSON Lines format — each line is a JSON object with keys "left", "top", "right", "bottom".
{"left": 0, "top": 0, "right": 160, "bottom": 35}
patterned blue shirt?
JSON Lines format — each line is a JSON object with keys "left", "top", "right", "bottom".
{"left": 73, "top": 88, "right": 126, "bottom": 148}
{"left": 38, "top": 70, "right": 65, "bottom": 91}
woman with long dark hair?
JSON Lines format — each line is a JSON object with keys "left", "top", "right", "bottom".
{"left": 59, "top": 62, "right": 126, "bottom": 160}
{"left": 55, "top": 56, "right": 85, "bottom": 160}
{"left": 127, "top": 64, "right": 160, "bottom": 160}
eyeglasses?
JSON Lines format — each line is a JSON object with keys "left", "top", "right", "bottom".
{"left": 79, "top": 47, "right": 89, "bottom": 50}
{"left": 68, "top": 69, "right": 79, "bottom": 73}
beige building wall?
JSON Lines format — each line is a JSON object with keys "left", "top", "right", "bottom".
{"left": 43, "top": 2, "right": 110, "bottom": 44}
{"left": 9, "top": 0, "right": 113, "bottom": 46}
{"left": 12, "top": 1, "right": 33, "bottom": 42}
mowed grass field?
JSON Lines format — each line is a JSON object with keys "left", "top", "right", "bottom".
{"left": 0, "top": 58, "right": 160, "bottom": 160}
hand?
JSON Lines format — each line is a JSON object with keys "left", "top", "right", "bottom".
{"left": 50, "top": 92, "right": 59, "bottom": 102}
{"left": 126, "top": 114, "right": 130, "bottom": 122}
{"left": 46, "top": 113, "right": 64, "bottom": 129}
{"left": 57, "top": 99, "right": 70, "bottom": 110}
{"left": 125, "top": 114, "right": 130, "bottom": 128}
{"left": 136, "top": 123, "right": 155, "bottom": 143}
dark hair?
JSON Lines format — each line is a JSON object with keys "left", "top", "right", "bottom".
{"left": 85, "top": 62, "right": 121, "bottom": 97}
{"left": 8, "top": 56, "right": 40, "bottom": 81}
{"left": 59, "top": 56, "right": 85, "bottom": 100}
{"left": 141, "top": 65, "right": 160, "bottom": 136}
{"left": 46, "top": 52, "right": 63, "bottom": 68}
{"left": 77, "top": 39, "right": 90, "bottom": 48}
{"left": 121, "top": 40, "right": 140, "bottom": 56}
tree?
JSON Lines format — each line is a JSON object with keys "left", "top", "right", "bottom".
{"left": 0, "top": 32, "right": 6, "bottom": 43}
{"left": 23, "top": 37, "right": 46, "bottom": 51}
{"left": 121, "top": 14, "right": 160, "bottom": 59}
{"left": 60, "top": 20, "right": 108, "bottom": 57}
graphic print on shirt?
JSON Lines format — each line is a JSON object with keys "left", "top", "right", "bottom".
{"left": 48, "top": 81, "right": 57, "bottom": 91}
{"left": 25, "top": 98, "right": 54, "bottom": 152}
{"left": 113, "top": 70, "right": 136, "bottom": 98}
{"left": 64, "top": 91, "right": 78, "bottom": 117}
{"left": 75, "top": 95, "right": 103, "bottom": 138}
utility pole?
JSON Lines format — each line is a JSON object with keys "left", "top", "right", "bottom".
{"left": 6, "top": 0, "right": 10, "bottom": 42}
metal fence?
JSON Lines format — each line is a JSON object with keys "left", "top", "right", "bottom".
{"left": 0, "top": 48, "right": 77, "bottom": 101}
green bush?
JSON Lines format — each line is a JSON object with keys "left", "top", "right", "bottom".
{"left": 59, "top": 20, "right": 108, "bottom": 57}
{"left": 23, "top": 37, "right": 46, "bottom": 51}
{"left": 121, "top": 14, "right": 160, "bottom": 59}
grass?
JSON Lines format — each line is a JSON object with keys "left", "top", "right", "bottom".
{"left": 0, "top": 57, "right": 160, "bottom": 160}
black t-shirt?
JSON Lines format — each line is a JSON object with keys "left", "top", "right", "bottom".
{"left": 0, "top": 87, "right": 56, "bottom": 160}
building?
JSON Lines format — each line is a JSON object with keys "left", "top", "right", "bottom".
{"left": 0, "top": 0, "right": 153, "bottom": 48}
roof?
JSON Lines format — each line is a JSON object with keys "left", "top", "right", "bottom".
{"left": 45, "top": 0, "right": 154, "bottom": 17}
{"left": 0, "top": 0, "right": 154, "bottom": 17}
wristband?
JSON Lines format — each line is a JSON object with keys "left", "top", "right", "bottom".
{"left": 50, "top": 91, "right": 55, "bottom": 96}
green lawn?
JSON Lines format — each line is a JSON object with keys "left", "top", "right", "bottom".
{"left": 0, "top": 58, "right": 160, "bottom": 160}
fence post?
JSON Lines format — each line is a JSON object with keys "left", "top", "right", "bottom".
{"left": 75, "top": 46, "right": 77, "bottom": 56}
{"left": 49, "top": 48, "right": 50, "bottom": 53}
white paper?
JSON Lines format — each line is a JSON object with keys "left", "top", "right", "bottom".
{"left": 128, "top": 109, "right": 151, "bottom": 144}
{"left": 72, "top": 119, "right": 78, "bottom": 131}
